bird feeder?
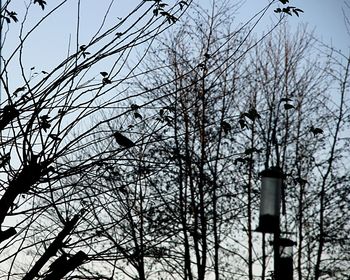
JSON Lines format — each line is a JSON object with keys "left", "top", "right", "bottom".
{"left": 256, "top": 167, "right": 283, "bottom": 233}
{"left": 278, "top": 238, "right": 296, "bottom": 280}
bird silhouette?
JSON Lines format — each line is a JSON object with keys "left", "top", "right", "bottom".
{"left": 113, "top": 132, "right": 135, "bottom": 148}
{"left": 13, "top": 86, "right": 26, "bottom": 96}
{"left": 284, "top": 103, "right": 295, "bottom": 110}
{"left": 221, "top": 121, "right": 232, "bottom": 133}
{"left": 280, "top": 97, "right": 292, "bottom": 102}
{"left": 244, "top": 108, "right": 260, "bottom": 121}
{"left": 310, "top": 126, "right": 323, "bottom": 136}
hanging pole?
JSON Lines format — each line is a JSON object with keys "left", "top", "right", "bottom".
{"left": 257, "top": 167, "right": 283, "bottom": 279}
{"left": 273, "top": 227, "right": 280, "bottom": 280}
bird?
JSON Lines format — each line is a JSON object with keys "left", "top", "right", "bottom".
{"left": 13, "top": 86, "right": 26, "bottom": 96}
{"left": 244, "top": 108, "right": 260, "bottom": 121}
{"left": 310, "top": 126, "right": 323, "bottom": 136}
{"left": 79, "top": 45, "right": 87, "bottom": 51}
{"left": 284, "top": 103, "right": 295, "bottom": 110}
{"left": 221, "top": 121, "right": 232, "bottom": 133}
{"left": 280, "top": 97, "right": 292, "bottom": 102}
{"left": 279, "top": 0, "right": 289, "bottom": 4}
{"left": 113, "top": 132, "right": 135, "bottom": 148}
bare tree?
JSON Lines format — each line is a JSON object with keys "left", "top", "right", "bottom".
{"left": 239, "top": 24, "right": 350, "bottom": 279}
{"left": 4, "top": 1, "right": 345, "bottom": 280}
{"left": 0, "top": 0, "right": 193, "bottom": 279}
{"left": 125, "top": 10, "right": 350, "bottom": 280}
{"left": 78, "top": 2, "right": 340, "bottom": 280}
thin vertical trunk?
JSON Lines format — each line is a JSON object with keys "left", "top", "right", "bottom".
{"left": 294, "top": 99, "right": 304, "bottom": 280}
{"left": 213, "top": 188, "right": 219, "bottom": 280}
{"left": 297, "top": 182, "right": 304, "bottom": 280}
{"left": 314, "top": 56, "right": 349, "bottom": 280}
{"left": 198, "top": 76, "right": 207, "bottom": 280}
{"left": 261, "top": 233, "right": 266, "bottom": 280}
{"left": 138, "top": 179, "right": 146, "bottom": 280}
{"left": 176, "top": 74, "right": 193, "bottom": 280}
{"left": 247, "top": 124, "right": 255, "bottom": 280}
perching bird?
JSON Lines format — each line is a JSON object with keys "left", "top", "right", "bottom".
{"left": 13, "top": 86, "right": 26, "bottom": 96}
{"left": 280, "top": 97, "right": 292, "bottom": 102}
{"left": 221, "top": 121, "right": 232, "bottom": 133}
{"left": 284, "top": 103, "right": 295, "bottom": 110}
{"left": 244, "top": 108, "right": 260, "bottom": 121}
{"left": 113, "top": 132, "right": 135, "bottom": 148}
{"left": 310, "top": 126, "right": 323, "bottom": 136}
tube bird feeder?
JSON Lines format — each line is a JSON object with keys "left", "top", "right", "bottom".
{"left": 256, "top": 167, "right": 283, "bottom": 233}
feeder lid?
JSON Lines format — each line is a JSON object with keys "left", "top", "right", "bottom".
{"left": 278, "top": 238, "right": 297, "bottom": 247}
{"left": 269, "top": 238, "right": 297, "bottom": 247}
{"left": 259, "top": 166, "right": 284, "bottom": 178}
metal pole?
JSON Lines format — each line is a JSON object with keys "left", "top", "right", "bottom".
{"left": 274, "top": 230, "right": 280, "bottom": 280}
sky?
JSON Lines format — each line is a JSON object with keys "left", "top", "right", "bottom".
{"left": 3, "top": 0, "right": 349, "bottom": 58}
{"left": 1, "top": 0, "right": 349, "bottom": 101}
{"left": 293, "top": 0, "right": 348, "bottom": 51}
{"left": 236, "top": 0, "right": 349, "bottom": 53}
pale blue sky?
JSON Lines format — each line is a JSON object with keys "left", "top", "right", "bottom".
{"left": 285, "top": 0, "right": 348, "bottom": 51}
{"left": 294, "top": 0, "right": 348, "bottom": 51}
{"left": 234, "top": 0, "right": 349, "bottom": 53}
{"left": 1, "top": 0, "right": 349, "bottom": 96}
